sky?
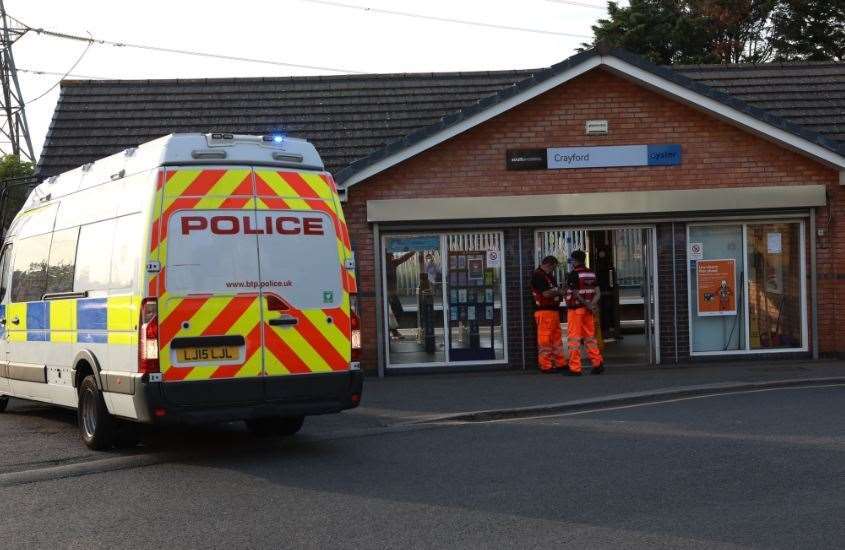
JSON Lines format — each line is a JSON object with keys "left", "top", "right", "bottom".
{"left": 10, "top": 0, "right": 624, "bottom": 161}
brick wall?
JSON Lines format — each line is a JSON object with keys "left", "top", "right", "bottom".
{"left": 341, "top": 67, "right": 842, "bottom": 370}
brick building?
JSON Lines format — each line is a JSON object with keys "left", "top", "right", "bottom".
{"left": 38, "top": 49, "right": 845, "bottom": 374}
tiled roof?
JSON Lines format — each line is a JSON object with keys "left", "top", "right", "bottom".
{"left": 677, "top": 61, "right": 845, "bottom": 143}
{"left": 36, "top": 52, "right": 845, "bottom": 179}
{"left": 37, "top": 70, "right": 534, "bottom": 177}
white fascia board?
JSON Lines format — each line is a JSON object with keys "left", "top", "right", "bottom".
{"left": 601, "top": 56, "right": 845, "bottom": 172}
{"left": 341, "top": 56, "right": 602, "bottom": 190}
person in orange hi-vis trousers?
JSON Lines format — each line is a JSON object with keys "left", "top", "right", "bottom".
{"left": 563, "top": 250, "right": 605, "bottom": 376}
{"left": 530, "top": 255, "right": 566, "bottom": 373}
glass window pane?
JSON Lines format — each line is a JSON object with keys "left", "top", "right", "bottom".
{"left": 384, "top": 235, "right": 445, "bottom": 365}
{"left": 0, "top": 244, "right": 13, "bottom": 302}
{"left": 110, "top": 214, "right": 142, "bottom": 290}
{"left": 46, "top": 228, "right": 79, "bottom": 294}
{"left": 689, "top": 225, "right": 745, "bottom": 352}
{"left": 11, "top": 234, "right": 50, "bottom": 302}
{"left": 446, "top": 232, "right": 505, "bottom": 362}
{"left": 75, "top": 220, "right": 115, "bottom": 292}
{"left": 747, "top": 223, "right": 803, "bottom": 349}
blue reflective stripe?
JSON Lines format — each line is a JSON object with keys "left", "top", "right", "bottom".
{"left": 77, "top": 298, "right": 107, "bottom": 330}
{"left": 77, "top": 332, "right": 108, "bottom": 344}
{"left": 0, "top": 304, "right": 4, "bottom": 337}
{"left": 27, "top": 301, "right": 50, "bottom": 341}
{"left": 26, "top": 301, "right": 49, "bottom": 329}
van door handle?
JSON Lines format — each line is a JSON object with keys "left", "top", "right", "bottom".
{"left": 0, "top": 318, "right": 5, "bottom": 326}
{"left": 269, "top": 315, "right": 298, "bottom": 327}
{"left": 10, "top": 316, "right": 19, "bottom": 325}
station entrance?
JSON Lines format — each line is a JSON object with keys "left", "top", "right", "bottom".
{"left": 535, "top": 226, "right": 659, "bottom": 366}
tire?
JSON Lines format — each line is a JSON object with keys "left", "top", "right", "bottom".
{"left": 246, "top": 415, "right": 305, "bottom": 438}
{"left": 113, "top": 421, "right": 142, "bottom": 449}
{"left": 0, "top": 396, "right": 8, "bottom": 413}
{"left": 78, "top": 375, "right": 115, "bottom": 450}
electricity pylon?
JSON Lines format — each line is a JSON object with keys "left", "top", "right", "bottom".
{"left": 0, "top": 0, "right": 34, "bottom": 163}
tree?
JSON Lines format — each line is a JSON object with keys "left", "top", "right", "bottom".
{"left": 0, "top": 154, "right": 34, "bottom": 181}
{"left": 770, "top": 0, "right": 845, "bottom": 61}
{"left": 585, "top": 1, "right": 716, "bottom": 65}
{"left": 0, "top": 155, "right": 35, "bottom": 231}
{"left": 584, "top": 0, "right": 845, "bottom": 64}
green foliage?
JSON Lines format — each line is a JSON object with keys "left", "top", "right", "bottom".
{"left": 770, "top": 0, "right": 845, "bottom": 61}
{"left": 0, "top": 155, "right": 34, "bottom": 181}
{"left": 584, "top": 0, "right": 844, "bottom": 64}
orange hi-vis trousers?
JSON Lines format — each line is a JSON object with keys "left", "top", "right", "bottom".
{"left": 535, "top": 310, "right": 566, "bottom": 372}
{"left": 567, "top": 307, "right": 603, "bottom": 373}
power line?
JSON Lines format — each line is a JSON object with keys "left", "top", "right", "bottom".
{"left": 22, "top": 33, "right": 91, "bottom": 106}
{"left": 296, "top": 0, "right": 592, "bottom": 39}
{"left": 18, "top": 67, "right": 105, "bottom": 79}
{"left": 544, "top": 0, "right": 607, "bottom": 10}
{"left": 14, "top": 17, "right": 365, "bottom": 74}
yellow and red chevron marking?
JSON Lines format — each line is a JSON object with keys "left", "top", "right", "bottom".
{"left": 255, "top": 169, "right": 356, "bottom": 294}
{"left": 147, "top": 168, "right": 254, "bottom": 299}
{"left": 146, "top": 167, "right": 353, "bottom": 381}
{"left": 158, "top": 295, "right": 264, "bottom": 382}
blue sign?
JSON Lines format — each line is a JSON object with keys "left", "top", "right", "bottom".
{"left": 546, "top": 144, "right": 681, "bottom": 170}
{"left": 386, "top": 236, "right": 440, "bottom": 253}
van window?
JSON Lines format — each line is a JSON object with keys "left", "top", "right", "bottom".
{"left": 0, "top": 243, "right": 13, "bottom": 303}
{"left": 11, "top": 234, "right": 50, "bottom": 302}
{"left": 74, "top": 219, "right": 115, "bottom": 293}
{"left": 109, "top": 214, "right": 142, "bottom": 290}
{"left": 46, "top": 227, "right": 79, "bottom": 294}
{"left": 166, "top": 210, "right": 260, "bottom": 294}
{"left": 256, "top": 210, "right": 342, "bottom": 310}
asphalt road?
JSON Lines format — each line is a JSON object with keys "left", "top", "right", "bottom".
{"left": 0, "top": 385, "right": 843, "bottom": 549}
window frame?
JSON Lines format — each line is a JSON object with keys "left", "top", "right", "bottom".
{"left": 0, "top": 242, "right": 13, "bottom": 303}
{"left": 686, "top": 219, "right": 808, "bottom": 356}
{"left": 381, "top": 230, "right": 509, "bottom": 369}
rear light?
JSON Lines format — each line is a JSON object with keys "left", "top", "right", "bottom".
{"left": 350, "top": 297, "right": 362, "bottom": 362}
{"left": 138, "top": 298, "right": 160, "bottom": 374}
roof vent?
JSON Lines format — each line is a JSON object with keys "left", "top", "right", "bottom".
{"left": 81, "top": 163, "right": 93, "bottom": 171}
{"left": 272, "top": 152, "right": 303, "bottom": 163}
{"left": 45, "top": 176, "right": 57, "bottom": 185}
{"left": 192, "top": 149, "right": 227, "bottom": 160}
{"left": 110, "top": 169, "right": 126, "bottom": 181}
{"left": 124, "top": 147, "right": 137, "bottom": 157}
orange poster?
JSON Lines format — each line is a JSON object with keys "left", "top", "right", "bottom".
{"left": 697, "top": 259, "right": 737, "bottom": 316}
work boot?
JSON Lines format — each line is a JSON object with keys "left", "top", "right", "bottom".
{"left": 590, "top": 364, "right": 605, "bottom": 375}
{"left": 540, "top": 367, "right": 558, "bottom": 374}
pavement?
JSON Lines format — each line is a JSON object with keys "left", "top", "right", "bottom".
{"left": 329, "top": 358, "right": 845, "bottom": 430}
{"left": 2, "top": 383, "right": 844, "bottom": 548}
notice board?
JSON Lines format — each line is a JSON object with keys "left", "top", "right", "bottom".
{"left": 696, "top": 259, "right": 737, "bottom": 316}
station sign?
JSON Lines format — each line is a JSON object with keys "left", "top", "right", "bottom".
{"left": 506, "top": 144, "right": 681, "bottom": 170}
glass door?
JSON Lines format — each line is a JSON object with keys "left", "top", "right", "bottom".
{"left": 384, "top": 235, "right": 446, "bottom": 366}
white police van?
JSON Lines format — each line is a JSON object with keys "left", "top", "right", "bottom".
{"left": 0, "top": 133, "right": 362, "bottom": 449}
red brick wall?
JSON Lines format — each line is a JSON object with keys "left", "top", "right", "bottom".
{"left": 341, "top": 68, "right": 842, "bottom": 368}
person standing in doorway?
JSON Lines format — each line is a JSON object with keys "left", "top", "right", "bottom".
{"left": 385, "top": 251, "right": 415, "bottom": 340}
{"left": 530, "top": 256, "right": 566, "bottom": 373}
{"left": 564, "top": 250, "right": 604, "bottom": 375}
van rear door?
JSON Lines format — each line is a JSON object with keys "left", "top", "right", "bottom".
{"left": 155, "top": 168, "right": 264, "bottom": 404}
{"left": 254, "top": 169, "right": 351, "bottom": 392}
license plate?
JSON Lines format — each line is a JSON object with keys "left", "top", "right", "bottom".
{"left": 176, "top": 346, "right": 239, "bottom": 363}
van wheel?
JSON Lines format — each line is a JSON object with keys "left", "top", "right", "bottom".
{"left": 246, "top": 415, "right": 305, "bottom": 437}
{"left": 78, "top": 375, "right": 115, "bottom": 450}
{"left": 0, "top": 396, "right": 8, "bottom": 412}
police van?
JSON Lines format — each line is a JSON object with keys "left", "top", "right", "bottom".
{"left": 0, "top": 133, "right": 363, "bottom": 449}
